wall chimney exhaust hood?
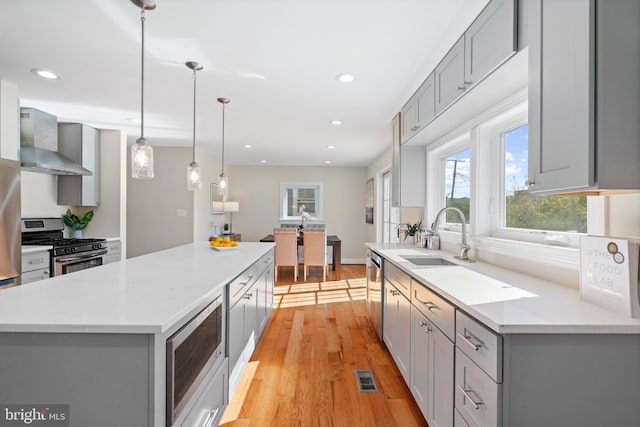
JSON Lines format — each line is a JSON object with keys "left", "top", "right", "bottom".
{"left": 20, "top": 107, "right": 92, "bottom": 176}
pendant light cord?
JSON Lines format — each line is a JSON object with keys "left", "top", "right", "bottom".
{"left": 140, "top": 8, "right": 146, "bottom": 140}
{"left": 192, "top": 69, "right": 197, "bottom": 163}
{"left": 221, "top": 102, "right": 225, "bottom": 175}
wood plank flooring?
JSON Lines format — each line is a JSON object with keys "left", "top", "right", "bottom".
{"left": 220, "top": 264, "right": 428, "bottom": 427}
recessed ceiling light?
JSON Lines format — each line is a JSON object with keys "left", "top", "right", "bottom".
{"left": 335, "top": 73, "right": 355, "bottom": 83}
{"left": 243, "top": 144, "right": 253, "bottom": 149}
{"left": 127, "top": 117, "right": 142, "bottom": 124}
{"left": 330, "top": 120, "right": 342, "bottom": 126}
{"left": 324, "top": 160, "right": 331, "bottom": 164}
{"left": 260, "top": 160, "right": 267, "bottom": 164}
{"left": 327, "top": 145, "right": 336, "bottom": 149}
{"left": 31, "top": 68, "right": 62, "bottom": 80}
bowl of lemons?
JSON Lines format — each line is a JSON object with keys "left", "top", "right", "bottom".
{"left": 209, "top": 236, "right": 239, "bottom": 251}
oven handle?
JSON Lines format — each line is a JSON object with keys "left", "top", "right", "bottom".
{"left": 54, "top": 249, "right": 108, "bottom": 262}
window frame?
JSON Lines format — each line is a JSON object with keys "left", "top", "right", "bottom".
{"left": 425, "top": 91, "right": 604, "bottom": 271}
{"left": 279, "top": 181, "right": 324, "bottom": 221}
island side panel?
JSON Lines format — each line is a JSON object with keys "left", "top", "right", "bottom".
{"left": 0, "top": 332, "right": 152, "bottom": 427}
{"left": 502, "top": 333, "right": 640, "bottom": 427}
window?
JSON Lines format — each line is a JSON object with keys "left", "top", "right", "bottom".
{"left": 280, "top": 182, "right": 323, "bottom": 220}
{"left": 502, "top": 125, "right": 587, "bottom": 234}
{"left": 444, "top": 149, "right": 470, "bottom": 224}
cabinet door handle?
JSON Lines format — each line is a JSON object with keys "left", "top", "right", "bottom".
{"left": 244, "top": 293, "right": 253, "bottom": 300}
{"left": 202, "top": 407, "right": 219, "bottom": 427}
{"left": 457, "top": 384, "right": 483, "bottom": 410}
{"left": 457, "top": 85, "right": 466, "bottom": 91}
{"left": 457, "top": 332, "right": 482, "bottom": 351}
{"left": 415, "top": 295, "right": 436, "bottom": 310}
{"left": 390, "top": 289, "right": 400, "bottom": 296}
{"left": 411, "top": 126, "right": 420, "bottom": 131}
{"left": 464, "top": 80, "right": 473, "bottom": 86}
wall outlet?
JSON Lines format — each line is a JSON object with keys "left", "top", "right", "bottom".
{"left": 177, "top": 209, "right": 187, "bottom": 217}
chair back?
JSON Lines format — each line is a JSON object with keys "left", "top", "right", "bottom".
{"left": 274, "top": 228, "right": 298, "bottom": 266}
{"left": 303, "top": 230, "right": 326, "bottom": 266}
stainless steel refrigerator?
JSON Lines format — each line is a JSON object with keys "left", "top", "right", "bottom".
{"left": 0, "top": 158, "right": 21, "bottom": 285}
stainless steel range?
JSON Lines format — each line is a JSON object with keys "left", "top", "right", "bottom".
{"left": 21, "top": 218, "right": 107, "bottom": 277}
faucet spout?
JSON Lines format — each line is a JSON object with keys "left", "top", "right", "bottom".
{"left": 430, "top": 207, "right": 473, "bottom": 262}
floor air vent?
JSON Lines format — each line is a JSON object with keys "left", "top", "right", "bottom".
{"left": 355, "top": 369, "right": 379, "bottom": 392}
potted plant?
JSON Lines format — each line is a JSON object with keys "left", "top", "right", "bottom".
{"left": 62, "top": 209, "right": 94, "bottom": 238}
{"left": 402, "top": 220, "right": 423, "bottom": 245}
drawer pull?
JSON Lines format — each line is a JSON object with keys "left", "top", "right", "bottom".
{"left": 457, "top": 384, "right": 483, "bottom": 410}
{"left": 390, "top": 289, "right": 400, "bottom": 296}
{"left": 28, "top": 259, "right": 45, "bottom": 265}
{"left": 240, "top": 275, "right": 254, "bottom": 286}
{"left": 202, "top": 407, "right": 219, "bottom": 427}
{"left": 414, "top": 295, "right": 436, "bottom": 310}
{"left": 457, "top": 332, "right": 482, "bottom": 351}
{"left": 244, "top": 293, "right": 253, "bottom": 300}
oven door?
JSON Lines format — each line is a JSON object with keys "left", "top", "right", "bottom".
{"left": 53, "top": 249, "right": 107, "bottom": 277}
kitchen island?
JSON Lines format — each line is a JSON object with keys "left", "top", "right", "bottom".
{"left": 0, "top": 242, "right": 274, "bottom": 427}
{"left": 368, "top": 243, "right": 640, "bottom": 427}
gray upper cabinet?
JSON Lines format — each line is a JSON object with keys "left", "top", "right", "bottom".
{"left": 464, "top": 0, "right": 516, "bottom": 87}
{"left": 401, "top": 72, "right": 435, "bottom": 143}
{"left": 435, "top": 36, "right": 465, "bottom": 116}
{"left": 528, "top": 0, "right": 640, "bottom": 194}
{"left": 57, "top": 123, "right": 100, "bottom": 206}
{"left": 391, "top": 113, "right": 401, "bottom": 207}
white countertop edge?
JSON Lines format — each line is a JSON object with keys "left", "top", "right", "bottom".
{"left": 2, "top": 242, "right": 275, "bottom": 335}
{"left": 367, "top": 243, "right": 640, "bottom": 335}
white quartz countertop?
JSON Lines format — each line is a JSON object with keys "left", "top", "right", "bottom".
{"left": 1, "top": 242, "right": 274, "bottom": 335}
{"left": 367, "top": 243, "right": 640, "bottom": 334}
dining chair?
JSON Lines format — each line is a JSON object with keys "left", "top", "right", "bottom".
{"left": 273, "top": 228, "right": 298, "bottom": 282}
{"left": 303, "top": 229, "right": 327, "bottom": 282}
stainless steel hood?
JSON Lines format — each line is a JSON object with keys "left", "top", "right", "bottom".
{"left": 20, "top": 108, "right": 92, "bottom": 176}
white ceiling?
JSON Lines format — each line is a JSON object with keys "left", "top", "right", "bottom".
{"left": 0, "top": 0, "right": 489, "bottom": 167}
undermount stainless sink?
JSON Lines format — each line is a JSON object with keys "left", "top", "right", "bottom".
{"left": 400, "top": 256, "right": 456, "bottom": 266}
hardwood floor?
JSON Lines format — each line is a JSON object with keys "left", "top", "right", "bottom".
{"left": 220, "top": 265, "right": 428, "bottom": 427}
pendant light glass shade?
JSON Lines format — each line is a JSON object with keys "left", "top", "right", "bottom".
{"left": 131, "top": 0, "right": 155, "bottom": 179}
{"left": 132, "top": 137, "right": 154, "bottom": 178}
{"left": 187, "top": 161, "right": 202, "bottom": 190}
{"left": 186, "top": 61, "right": 203, "bottom": 191}
{"left": 217, "top": 97, "right": 230, "bottom": 196}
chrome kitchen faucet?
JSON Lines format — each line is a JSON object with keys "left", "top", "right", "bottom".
{"left": 428, "top": 207, "right": 474, "bottom": 262}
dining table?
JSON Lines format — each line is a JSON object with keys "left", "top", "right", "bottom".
{"left": 259, "top": 234, "right": 342, "bottom": 279}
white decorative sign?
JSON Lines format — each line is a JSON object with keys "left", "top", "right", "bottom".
{"left": 579, "top": 236, "right": 640, "bottom": 318}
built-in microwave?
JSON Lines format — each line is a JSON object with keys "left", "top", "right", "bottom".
{"left": 166, "top": 295, "right": 224, "bottom": 425}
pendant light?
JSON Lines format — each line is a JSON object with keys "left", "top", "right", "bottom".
{"left": 186, "top": 61, "right": 203, "bottom": 190}
{"left": 217, "top": 97, "right": 230, "bottom": 196}
{"left": 131, "top": 0, "right": 156, "bottom": 179}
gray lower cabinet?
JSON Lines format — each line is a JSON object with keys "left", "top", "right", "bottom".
{"left": 410, "top": 306, "right": 454, "bottom": 427}
{"left": 104, "top": 239, "right": 121, "bottom": 264}
{"left": 180, "top": 358, "right": 228, "bottom": 427}
{"left": 383, "top": 279, "right": 411, "bottom": 383}
{"left": 527, "top": 0, "right": 640, "bottom": 194}
{"left": 227, "top": 249, "right": 274, "bottom": 398}
{"left": 21, "top": 249, "right": 50, "bottom": 284}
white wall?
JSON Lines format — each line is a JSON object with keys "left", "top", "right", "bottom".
{"left": 608, "top": 194, "right": 640, "bottom": 239}
{"left": 126, "top": 147, "right": 194, "bottom": 258}
{"left": 225, "top": 165, "right": 369, "bottom": 263}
